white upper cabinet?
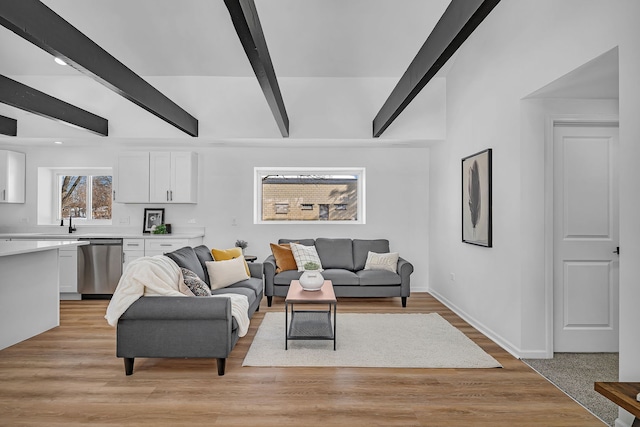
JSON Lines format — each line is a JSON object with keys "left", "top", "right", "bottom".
{"left": 0, "top": 150, "right": 25, "bottom": 204}
{"left": 115, "top": 152, "right": 150, "bottom": 203}
{"left": 116, "top": 151, "right": 197, "bottom": 204}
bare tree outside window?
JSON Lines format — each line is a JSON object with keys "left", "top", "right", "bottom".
{"left": 60, "top": 176, "right": 87, "bottom": 218}
{"left": 92, "top": 176, "right": 112, "bottom": 219}
{"left": 59, "top": 175, "right": 112, "bottom": 220}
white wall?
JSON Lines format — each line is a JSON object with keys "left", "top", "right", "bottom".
{"left": 0, "top": 143, "right": 431, "bottom": 293}
{"left": 429, "top": 0, "right": 640, "bottom": 396}
{"left": 0, "top": 70, "right": 444, "bottom": 296}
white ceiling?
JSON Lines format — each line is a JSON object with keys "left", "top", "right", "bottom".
{"left": 0, "top": 0, "right": 452, "bottom": 78}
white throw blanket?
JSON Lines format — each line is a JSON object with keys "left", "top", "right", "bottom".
{"left": 105, "top": 256, "right": 250, "bottom": 337}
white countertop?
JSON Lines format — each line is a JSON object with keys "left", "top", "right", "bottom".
{"left": 0, "top": 240, "right": 89, "bottom": 257}
{"left": 0, "top": 232, "right": 205, "bottom": 240}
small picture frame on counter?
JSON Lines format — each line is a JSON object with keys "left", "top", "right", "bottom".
{"left": 143, "top": 208, "right": 164, "bottom": 233}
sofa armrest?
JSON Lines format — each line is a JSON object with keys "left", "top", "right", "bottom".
{"left": 263, "top": 255, "right": 276, "bottom": 296}
{"left": 248, "top": 262, "right": 263, "bottom": 279}
{"left": 397, "top": 257, "right": 414, "bottom": 298}
{"left": 119, "top": 296, "right": 231, "bottom": 321}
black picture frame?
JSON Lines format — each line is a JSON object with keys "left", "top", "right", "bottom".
{"left": 143, "top": 208, "right": 164, "bottom": 233}
{"left": 462, "top": 148, "right": 492, "bottom": 247}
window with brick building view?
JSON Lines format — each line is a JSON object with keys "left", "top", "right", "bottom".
{"left": 256, "top": 168, "right": 365, "bottom": 223}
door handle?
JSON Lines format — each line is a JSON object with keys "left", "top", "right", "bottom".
{"left": 613, "top": 247, "right": 620, "bottom": 255}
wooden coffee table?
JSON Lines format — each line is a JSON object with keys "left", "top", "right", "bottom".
{"left": 285, "top": 280, "right": 337, "bottom": 350}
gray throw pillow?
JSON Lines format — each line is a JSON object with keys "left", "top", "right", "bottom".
{"left": 165, "top": 246, "right": 208, "bottom": 283}
{"left": 181, "top": 268, "right": 211, "bottom": 296}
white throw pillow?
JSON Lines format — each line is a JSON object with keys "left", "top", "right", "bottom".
{"left": 205, "top": 257, "right": 250, "bottom": 290}
{"left": 364, "top": 251, "right": 399, "bottom": 273}
{"left": 290, "top": 242, "right": 324, "bottom": 271}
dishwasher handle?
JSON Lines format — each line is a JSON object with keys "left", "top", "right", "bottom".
{"left": 78, "top": 238, "right": 123, "bottom": 245}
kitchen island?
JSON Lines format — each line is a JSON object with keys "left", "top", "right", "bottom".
{"left": 0, "top": 240, "right": 87, "bottom": 350}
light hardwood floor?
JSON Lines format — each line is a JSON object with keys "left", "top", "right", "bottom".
{"left": 0, "top": 293, "right": 603, "bottom": 426}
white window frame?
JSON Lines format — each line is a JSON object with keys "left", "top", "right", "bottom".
{"left": 53, "top": 168, "right": 113, "bottom": 225}
{"left": 254, "top": 167, "right": 366, "bottom": 224}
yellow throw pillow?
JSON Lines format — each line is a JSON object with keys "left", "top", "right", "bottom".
{"left": 269, "top": 243, "right": 297, "bottom": 273}
{"left": 211, "top": 247, "right": 250, "bottom": 276}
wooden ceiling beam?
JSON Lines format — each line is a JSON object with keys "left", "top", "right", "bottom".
{"left": 224, "top": 0, "right": 289, "bottom": 137}
{"left": 0, "top": 0, "right": 198, "bottom": 137}
{"left": 0, "top": 115, "right": 17, "bottom": 136}
{"left": 0, "top": 75, "right": 108, "bottom": 136}
{"left": 373, "top": 0, "right": 501, "bottom": 137}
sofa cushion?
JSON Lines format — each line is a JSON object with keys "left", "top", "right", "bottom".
{"left": 164, "top": 247, "right": 208, "bottom": 284}
{"left": 210, "top": 286, "right": 255, "bottom": 305}
{"left": 315, "top": 238, "right": 354, "bottom": 270}
{"left": 193, "top": 245, "right": 214, "bottom": 286}
{"left": 364, "top": 251, "right": 399, "bottom": 273}
{"left": 273, "top": 269, "right": 303, "bottom": 285}
{"left": 353, "top": 239, "right": 390, "bottom": 271}
{"left": 211, "top": 247, "right": 250, "bottom": 276}
{"left": 321, "top": 269, "right": 360, "bottom": 285}
{"left": 181, "top": 268, "right": 212, "bottom": 296}
{"left": 206, "top": 257, "right": 250, "bottom": 290}
{"left": 290, "top": 242, "right": 323, "bottom": 271}
{"left": 279, "top": 238, "right": 315, "bottom": 246}
{"left": 270, "top": 243, "right": 297, "bottom": 273}
{"left": 226, "top": 277, "right": 263, "bottom": 298}
{"left": 356, "top": 269, "right": 402, "bottom": 286}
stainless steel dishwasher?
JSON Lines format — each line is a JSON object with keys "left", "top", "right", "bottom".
{"left": 77, "top": 238, "right": 123, "bottom": 298}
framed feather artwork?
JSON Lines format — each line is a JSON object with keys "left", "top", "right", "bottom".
{"left": 462, "top": 148, "right": 492, "bottom": 247}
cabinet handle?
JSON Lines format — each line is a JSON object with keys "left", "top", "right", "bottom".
{"left": 2, "top": 189, "right": 5, "bottom": 201}
{"left": 113, "top": 190, "right": 116, "bottom": 201}
{"left": 160, "top": 244, "right": 173, "bottom": 247}
{"left": 166, "top": 190, "right": 169, "bottom": 201}
{"left": 127, "top": 243, "right": 140, "bottom": 247}
{"left": 170, "top": 190, "right": 173, "bottom": 201}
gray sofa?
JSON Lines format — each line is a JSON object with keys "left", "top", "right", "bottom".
{"left": 116, "top": 245, "right": 263, "bottom": 376}
{"left": 264, "top": 238, "right": 413, "bottom": 307}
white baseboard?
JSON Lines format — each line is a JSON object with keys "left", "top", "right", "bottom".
{"left": 615, "top": 418, "right": 632, "bottom": 427}
{"left": 429, "top": 289, "right": 522, "bottom": 359}
{"left": 519, "top": 349, "right": 552, "bottom": 359}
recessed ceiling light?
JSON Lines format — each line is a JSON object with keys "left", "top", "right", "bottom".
{"left": 53, "top": 141, "right": 63, "bottom": 145}
{"left": 54, "top": 57, "right": 67, "bottom": 66}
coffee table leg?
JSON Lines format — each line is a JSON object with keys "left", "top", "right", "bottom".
{"left": 333, "top": 302, "right": 337, "bottom": 351}
{"left": 285, "top": 302, "right": 289, "bottom": 350}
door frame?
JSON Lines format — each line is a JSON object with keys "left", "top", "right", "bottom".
{"left": 543, "top": 114, "right": 619, "bottom": 357}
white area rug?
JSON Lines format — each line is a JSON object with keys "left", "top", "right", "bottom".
{"left": 243, "top": 312, "right": 502, "bottom": 369}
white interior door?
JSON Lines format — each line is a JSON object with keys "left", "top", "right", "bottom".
{"left": 553, "top": 124, "right": 619, "bottom": 352}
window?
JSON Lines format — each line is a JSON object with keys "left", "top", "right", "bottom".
{"left": 275, "top": 203, "right": 289, "bottom": 214}
{"left": 58, "top": 174, "right": 113, "bottom": 222}
{"left": 254, "top": 167, "right": 366, "bottom": 224}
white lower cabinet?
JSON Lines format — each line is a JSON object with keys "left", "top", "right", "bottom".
{"left": 58, "top": 246, "right": 78, "bottom": 295}
{"left": 123, "top": 239, "right": 145, "bottom": 272}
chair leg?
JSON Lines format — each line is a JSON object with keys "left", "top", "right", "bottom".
{"left": 267, "top": 296, "right": 273, "bottom": 307}
{"left": 217, "top": 358, "right": 226, "bottom": 376}
{"left": 402, "top": 297, "right": 407, "bottom": 308}
{"left": 124, "top": 357, "right": 134, "bottom": 375}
